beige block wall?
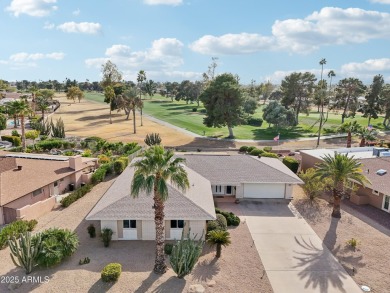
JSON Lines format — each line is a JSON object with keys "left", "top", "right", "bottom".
{"left": 355, "top": 186, "right": 384, "bottom": 209}
{"left": 101, "top": 220, "right": 118, "bottom": 240}
{"left": 117, "top": 220, "right": 123, "bottom": 239}
{"left": 189, "top": 220, "right": 206, "bottom": 240}
{"left": 16, "top": 197, "right": 56, "bottom": 221}
{"left": 301, "top": 153, "right": 322, "bottom": 171}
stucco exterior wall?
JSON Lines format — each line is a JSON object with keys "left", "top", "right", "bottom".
{"left": 117, "top": 220, "right": 123, "bottom": 239}
{"left": 101, "top": 220, "right": 118, "bottom": 240}
{"left": 189, "top": 220, "right": 206, "bottom": 240}
{"left": 285, "top": 184, "right": 294, "bottom": 199}
{"left": 136, "top": 221, "right": 142, "bottom": 239}
{"left": 236, "top": 185, "right": 244, "bottom": 199}
{"left": 301, "top": 153, "right": 322, "bottom": 171}
{"left": 353, "top": 186, "right": 384, "bottom": 209}
{"left": 16, "top": 196, "right": 56, "bottom": 221}
{"left": 5, "top": 185, "right": 51, "bottom": 209}
{"left": 0, "top": 207, "right": 4, "bottom": 225}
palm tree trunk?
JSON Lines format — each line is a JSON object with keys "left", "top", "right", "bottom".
{"left": 140, "top": 108, "right": 143, "bottom": 126}
{"left": 153, "top": 192, "right": 167, "bottom": 274}
{"left": 332, "top": 188, "right": 342, "bottom": 218}
{"left": 360, "top": 137, "right": 366, "bottom": 147}
{"left": 21, "top": 115, "right": 26, "bottom": 152}
{"left": 109, "top": 100, "right": 112, "bottom": 124}
{"left": 13, "top": 115, "right": 17, "bottom": 128}
{"left": 216, "top": 243, "right": 222, "bottom": 258}
{"left": 133, "top": 109, "right": 136, "bottom": 134}
{"left": 347, "top": 131, "right": 352, "bottom": 148}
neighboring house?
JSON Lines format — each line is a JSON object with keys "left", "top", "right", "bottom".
{"left": 86, "top": 154, "right": 303, "bottom": 241}
{"left": 177, "top": 154, "right": 303, "bottom": 200}
{"left": 0, "top": 153, "right": 97, "bottom": 225}
{"left": 300, "top": 147, "right": 390, "bottom": 212}
{"left": 86, "top": 164, "right": 216, "bottom": 241}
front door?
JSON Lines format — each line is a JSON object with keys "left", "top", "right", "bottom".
{"left": 383, "top": 195, "right": 390, "bottom": 212}
{"left": 123, "top": 220, "right": 137, "bottom": 240}
{"left": 53, "top": 181, "right": 59, "bottom": 196}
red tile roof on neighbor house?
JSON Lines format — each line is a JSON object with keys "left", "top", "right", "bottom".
{"left": 0, "top": 154, "right": 96, "bottom": 206}
{"left": 359, "top": 157, "right": 390, "bottom": 195}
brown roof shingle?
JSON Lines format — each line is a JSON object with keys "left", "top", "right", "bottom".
{"left": 359, "top": 157, "right": 390, "bottom": 195}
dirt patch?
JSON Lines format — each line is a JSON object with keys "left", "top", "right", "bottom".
{"left": 0, "top": 176, "right": 273, "bottom": 293}
{"left": 292, "top": 186, "right": 390, "bottom": 293}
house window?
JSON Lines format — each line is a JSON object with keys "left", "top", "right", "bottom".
{"left": 171, "top": 220, "right": 184, "bottom": 229}
{"left": 226, "top": 185, "right": 232, "bottom": 194}
{"left": 372, "top": 190, "right": 380, "bottom": 196}
{"left": 32, "top": 188, "right": 42, "bottom": 197}
{"left": 54, "top": 181, "right": 58, "bottom": 187}
{"left": 214, "top": 185, "right": 223, "bottom": 194}
{"left": 123, "top": 220, "right": 136, "bottom": 229}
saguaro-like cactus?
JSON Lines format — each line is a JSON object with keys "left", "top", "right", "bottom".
{"left": 169, "top": 230, "right": 204, "bottom": 278}
{"left": 8, "top": 232, "right": 43, "bottom": 274}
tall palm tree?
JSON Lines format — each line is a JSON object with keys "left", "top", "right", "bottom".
{"left": 317, "top": 58, "right": 327, "bottom": 147}
{"left": 337, "top": 121, "right": 362, "bottom": 148}
{"left": 137, "top": 70, "right": 146, "bottom": 126}
{"left": 207, "top": 230, "right": 231, "bottom": 258}
{"left": 35, "top": 96, "right": 50, "bottom": 122}
{"left": 131, "top": 145, "right": 190, "bottom": 274}
{"left": 315, "top": 153, "right": 369, "bottom": 218}
{"left": 10, "top": 100, "right": 31, "bottom": 151}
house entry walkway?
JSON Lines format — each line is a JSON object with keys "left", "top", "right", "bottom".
{"left": 218, "top": 201, "right": 362, "bottom": 293}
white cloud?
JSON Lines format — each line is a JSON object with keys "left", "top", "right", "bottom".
{"left": 85, "top": 38, "right": 199, "bottom": 81}
{"left": 189, "top": 33, "right": 275, "bottom": 55}
{"left": 143, "top": 0, "right": 182, "bottom": 6}
{"left": 72, "top": 8, "right": 80, "bottom": 16}
{"left": 190, "top": 7, "right": 390, "bottom": 55}
{"left": 43, "top": 21, "right": 54, "bottom": 29}
{"left": 57, "top": 22, "right": 101, "bottom": 34}
{"left": 341, "top": 58, "right": 390, "bottom": 75}
{"left": 9, "top": 52, "right": 65, "bottom": 62}
{"left": 6, "top": 0, "right": 57, "bottom": 17}
{"left": 370, "top": 0, "right": 390, "bottom": 4}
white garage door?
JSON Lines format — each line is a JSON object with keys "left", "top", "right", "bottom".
{"left": 243, "top": 183, "right": 285, "bottom": 199}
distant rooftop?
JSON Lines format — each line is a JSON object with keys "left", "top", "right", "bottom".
{"left": 300, "top": 147, "right": 381, "bottom": 160}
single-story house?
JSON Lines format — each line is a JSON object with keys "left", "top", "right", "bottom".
{"left": 0, "top": 153, "right": 97, "bottom": 225}
{"left": 300, "top": 147, "right": 390, "bottom": 212}
{"left": 86, "top": 163, "right": 216, "bottom": 241}
{"left": 86, "top": 154, "right": 303, "bottom": 240}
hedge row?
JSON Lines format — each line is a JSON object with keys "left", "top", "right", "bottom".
{"left": 282, "top": 156, "right": 300, "bottom": 173}
{"left": 0, "top": 219, "right": 38, "bottom": 249}
{"left": 60, "top": 184, "right": 93, "bottom": 207}
{"left": 215, "top": 208, "right": 240, "bottom": 226}
{"left": 1, "top": 135, "right": 21, "bottom": 147}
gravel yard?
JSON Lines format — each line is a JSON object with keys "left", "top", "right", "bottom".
{"left": 0, "top": 176, "right": 273, "bottom": 293}
{"left": 292, "top": 186, "right": 390, "bottom": 293}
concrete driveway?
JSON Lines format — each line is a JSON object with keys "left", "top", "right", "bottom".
{"left": 218, "top": 201, "right": 362, "bottom": 293}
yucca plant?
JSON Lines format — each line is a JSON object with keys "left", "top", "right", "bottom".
{"left": 8, "top": 232, "right": 43, "bottom": 274}
{"left": 144, "top": 133, "right": 162, "bottom": 146}
{"left": 207, "top": 230, "right": 231, "bottom": 258}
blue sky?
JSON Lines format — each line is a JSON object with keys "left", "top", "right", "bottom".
{"left": 1, "top": 0, "right": 390, "bottom": 84}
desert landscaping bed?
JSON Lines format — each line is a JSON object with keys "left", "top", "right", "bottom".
{"left": 292, "top": 186, "right": 390, "bottom": 293}
{"left": 0, "top": 175, "right": 272, "bottom": 293}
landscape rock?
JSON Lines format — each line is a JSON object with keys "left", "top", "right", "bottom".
{"left": 188, "top": 284, "right": 205, "bottom": 293}
{"left": 207, "top": 280, "right": 216, "bottom": 287}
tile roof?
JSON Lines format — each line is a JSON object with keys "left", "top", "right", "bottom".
{"left": 0, "top": 154, "right": 96, "bottom": 206}
{"left": 176, "top": 154, "right": 303, "bottom": 185}
{"left": 86, "top": 165, "right": 216, "bottom": 221}
{"left": 358, "top": 157, "right": 390, "bottom": 195}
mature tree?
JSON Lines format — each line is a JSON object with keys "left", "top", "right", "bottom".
{"left": 202, "top": 57, "right": 219, "bottom": 84}
{"left": 101, "top": 61, "right": 123, "bottom": 124}
{"left": 39, "top": 89, "right": 55, "bottom": 100}
{"left": 144, "top": 80, "right": 157, "bottom": 98}
{"left": 262, "top": 101, "right": 297, "bottom": 129}
{"left": 281, "top": 72, "right": 317, "bottom": 121}
{"left": 380, "top": 84, "right": 390, "bottom": 129}
{"left": 315, "top": 153, "right": 369, "bottom": 218}
{"left": 358, "top": 127, "right": 377, "bottom": 147}
{"left": 337, "top": 121, "right": 362, "bottom": 148}
{"left": 242, "top": 95, "right": 258, "bottom": 115}
{"left": 0, "top": 113, "right": 6, "bottom": 135}
{"left": 66, "top": 86, "right": 84, "bottom": 104}
{"left": 137, "top": 70, "right": 147, "bottom": 126}
{"left": 260, "top": 81, "right": 275, "bottom": 104}
{"left": 207, "top": 230, "right": 231, "bottom": 258}
{"left": 131, "top": 145, "right": 190, "bottom": 274}
{"left": 116, "top": 88, "right": 142, "bottom": 133}
{"left": 299, "top": 168, "right": 332, "bottom": 200}
{"left": 334, "top": 78, "right": 366, "bottom": 123}
{"left": 199, "top": 73, "right": 244, "bottom": 138}
{"left": 361, "top": 74, "right": 384, "bottom": 126}
{"left": 35, "top": 96, "right": 50, "bottom": 122}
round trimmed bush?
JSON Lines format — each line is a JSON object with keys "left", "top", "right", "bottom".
{"left": 216, "top": 214, "right": 227, "bottom": 230}
{"left": 282, "top": 156, "right": 300, "bottom": 174}
{"left": 261, "top": 152, "right": 278, "bottom": 158}
{"left": 249, "top": 148, "right": 264, "bottom": 156}
{"left": 263, "top": 146, "right": 272, "bottom": 152}
{"left": 101, "top": 263, "right": 122, "bottom": 282}
{"left": 113, "top": 159, "right": 126, "bottom": 175}
{"left": 239, "top": 146, "right": 248, "bottom": 153}
{"left": 246, "top": 146, "right": 256, "bottom": 153}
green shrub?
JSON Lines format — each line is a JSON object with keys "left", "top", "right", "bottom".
{"left": 282, "top": 157, "right": 300, "bottom": 174}
{"left": 249, "top": 148, "right": 264, "bottom": 156}
{"left": 164, "top": 243, "right": 174, "bottom": 255}
{"left": 101, "top": 162, "right": 114, "bottom": 175}
{"left": 119, "top": 156, "right": 129, "bottom": 166}
{"left": 192, "top": 107, "right": 197, "bottom": 112}
{"left": 101, "top": 228, "right": 113, "bottom": 247}
{"left": 101, "top": 263, "right": 122, "bottom": 282}
{"left": 0, "top": 220, "right": 38, "bottom": 249}
{"left": 239, "top": 146, "right": 248, "bottom": 153}
{"left": 82, "top": 149, "right": 92, "bottom": 157}
{"left": 346, "top": 238, "right": 359, "bottom": 249}
{"left": 91, "top": 167, "right": 107, "bottom": 185}
{"left": 261, "top": 152, "right": 279, "bottom": 158}
{"left": 35, "top": 228, "right": 79, "bottom": 267}
{"left": 1, "top": 135, "right": 21, "bottom": 147}
{"left": 263, "top": 146, "right": 272, "bottom": 152}
{"left": 246, "top": 146, "right": 256, "bottom": 153}
{"left": 207, "top": 214, "right": 227, "bottom": 233}
{"left": 36, "top": 139, "right": 64, "bottom": 151}
{"left": 11, "top": 130, "right": 20, "bottom": 137}
{"left": 247, "top": 117, "right": 263, "bottom": 127}
{"left": 98, "top": 154, "right": 111, "bottom": 164}
{"left": 60, "top": 184, "right": 93, "bottom": 207}
{"left": 113, "top": 159, "right": 126, "bottom": 175}
{"left": 215, "top": 209, "right": 240, "bottom": 226}
{"left": 144, "top": 133, "right": 162, "bottom": 146}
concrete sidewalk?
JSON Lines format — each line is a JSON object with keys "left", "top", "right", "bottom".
{"left": 219, "top": 201, "right": 362, "bottom": 293}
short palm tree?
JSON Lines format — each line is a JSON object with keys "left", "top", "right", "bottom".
{"left": 7, "top": 100, "right": 31, "bottom": 151}
{"left": 35, "top": 96, "right": 50, "bottom": 122}
{"left": 315, "top": 153, "right": 369, "bottom": 218}
{"left": 358, "top": 128, "right": 377, "bottom": 147}
{"left": 337, "top": 121, "right": 362, "bottom": 148}
{"left": 131, "top": 145, "right": 189, "bottom": 274}
{"left": 207, "top": 230, "right": 231, "bottom": 258}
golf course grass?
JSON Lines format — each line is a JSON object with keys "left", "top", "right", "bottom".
{"left": 85, "top": 92, "right": 385, "bottom": 140}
